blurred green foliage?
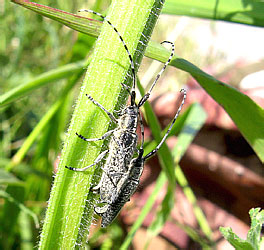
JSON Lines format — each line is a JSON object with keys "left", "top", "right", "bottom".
{"left": 0, "top": 0, "right": 106, "bottom": 248}
{"left": 1, "top": 0, "right": 263, "bottom": 249}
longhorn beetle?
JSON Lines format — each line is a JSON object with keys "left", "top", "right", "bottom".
{"left": 66, "top": 10, "right": 186, "bottom": 228}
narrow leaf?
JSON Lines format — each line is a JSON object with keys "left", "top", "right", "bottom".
{"left": 146, "top": 44, "right": 264, "bottom": 162}
{"left": 163, "top": 0, "right": 264, "bottom": 27}
{"left": 0, "top": 168, "right": 23, "bottom": 185}
{"left": 11, "top": 0, "right": 101, "bottom": 37}
{"left": 0, "top": 60, "right": 86, "bottom": 106}
{"left": 172, "top": 104, "right": 213, "bottom": 240}
{"left": 0, "top": 189, "right": 39, "bottom": 228}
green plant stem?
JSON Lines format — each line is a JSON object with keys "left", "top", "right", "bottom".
{"left": 39, "top": 0, "right": 165, "bottom": 248}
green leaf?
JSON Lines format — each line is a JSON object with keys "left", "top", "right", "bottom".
{"left": 0, "top": 60, "right": 86, "bottom": 106}
{"left": 220, "top": 227, "right": 254, "bottom": 250}
{"left": 0, "top": 186, "right": 25, "bottom": 248}
{"left": 18, "top": 212, "right": 34, "bottom": 250}
{"left": 0, "top": 168, "right": 23, "bottom": 185}
{"left": 163, "top": 0, "right": 264, "bottom": 27}
{"left": 145, "top": 187, "right": 174, "bottom": 244}
{"left": 187, "top": 64, "right": 264, "bottom": 163}
{"left": 247, "top": 208, "right": 264, "bottom": 248}
{"left": 172, "top": 104, "right": 213, "bottom": 242}
{"left": 172, "top": 103, "right": 207, "bottom": 160}
{"left": 0, "top": 186, "right": 39, "bottom": 249}
{"left": 11, "top": 0, "right": 101, "bottom": 37}
{"left": 6, "top": 70, "right": 84, "bottom": 171}
{"left": 146, "top": 44, "right": 264, "bottom": 163}
{"left": 0, "top": 189, "right": 39, "bottom": 229}
{"left": 220, "top": 208, "right": 264, "bottom": 250}
{"left": 145, "top": 104, "right": 210, "bottom": 245}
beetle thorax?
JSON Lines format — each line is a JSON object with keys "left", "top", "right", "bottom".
{"left": 118, "top": 106, "right": 138, "bottom": 132}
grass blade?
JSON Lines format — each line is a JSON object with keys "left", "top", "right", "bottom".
{"left": 146, "top": 44, "right": 264, "bottom": 162}
{"left": 0, "top": 60, "right": 86, "bottom": 106}
{"left": 163, "top": 0, "right": 264, "bottom": 27}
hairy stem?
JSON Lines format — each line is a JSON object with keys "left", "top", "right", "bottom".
{"left": 39, "top": 0, "right": 166, "bottom": 248}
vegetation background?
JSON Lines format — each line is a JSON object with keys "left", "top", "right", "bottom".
{"left": 1, "top": 0, "right": 263, "bottom": 249}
